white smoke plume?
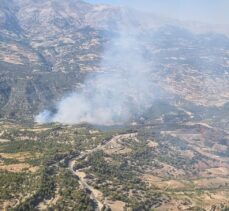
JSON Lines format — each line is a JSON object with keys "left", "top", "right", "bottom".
{"left": 36, "top": 11, "right": 156, "bottom": 125}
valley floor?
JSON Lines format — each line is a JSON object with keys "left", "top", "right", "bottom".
{"left": 0, "top": 121, "right": 229, "bottom": 210}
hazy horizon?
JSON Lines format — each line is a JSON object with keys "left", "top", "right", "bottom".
{"left": 86, "top": 0, "right": 229, "bottom": 26}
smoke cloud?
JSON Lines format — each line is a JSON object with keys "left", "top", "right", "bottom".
{"left": 36, "top": 12, "right": 157, "bottom": 125}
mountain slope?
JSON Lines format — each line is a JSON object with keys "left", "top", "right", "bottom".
{"left": 0, "top": 0, "right": 113, "bottom": 120}
{"left": 0, "top": 0, "right": 228, "bottom": 122}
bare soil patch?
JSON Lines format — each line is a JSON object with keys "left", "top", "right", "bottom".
{"left": 0, "top": 163, "right": 39, "bottom": 173}
{"left": 106, "top": 200, "right": 126, "bottom": 211}
{"left": 0, "top": 152, "right": 32, "bottom": 162}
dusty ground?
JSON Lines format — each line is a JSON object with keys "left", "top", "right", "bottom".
{"left": 0, "top": 139, "right": 10, "bottom": 143}
{"left": 106, "top": 200, "right": 126, "bottom": 211}
{"left": 0, "top": 152, "right": 33, "bottom": 162}
{"left": 205, "top": 167, "right": 229, "bottom": 176}
{"left": 0, "top": 151, "right": 41, "bottom": 173}
{"left": 158, "top": 190, "right": 229, "bottom": 211}
{"left": 102, "top": 133, "right": 138, "bottom": 155}
{"left": 0, "top": 163, "right": 39, "bottom": 173}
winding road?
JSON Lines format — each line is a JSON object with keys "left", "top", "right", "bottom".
{"left": 68, "top": 143, "right": 105, "bottom": 211}
{"left": 67, "top": 133, "right": 136, "bottom": 211}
